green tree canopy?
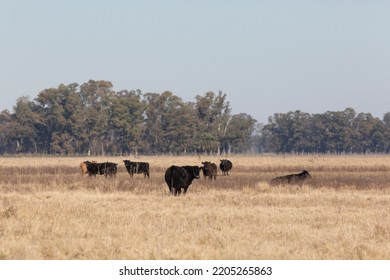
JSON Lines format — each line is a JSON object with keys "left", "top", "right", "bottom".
{"left": 3, "top": 80, "right": 389, "bottom": 155}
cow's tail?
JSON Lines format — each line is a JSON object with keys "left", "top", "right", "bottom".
{"left": 146, "top": 163, "right": 150, "bottom": 178}
{"left": 169, "top": 166, "right": 175, "bottom": 194}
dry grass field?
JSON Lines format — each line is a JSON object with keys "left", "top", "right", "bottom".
{"left": 0, "top": 155, "right": 389, "bottom": 260}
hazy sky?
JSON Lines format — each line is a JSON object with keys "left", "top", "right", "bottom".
{"left": 1, "top": 0, "right": 389, "bottom": 123}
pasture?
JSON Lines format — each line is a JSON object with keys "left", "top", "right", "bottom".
{"left": 0, "top": 155, "right": 389, "bottom": 260}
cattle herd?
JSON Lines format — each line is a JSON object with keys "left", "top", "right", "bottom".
{"left": 79, "top": 159, "right": 312, "bottom": 195}
{"left": 80, "top": 161, "right": 118, "bottom": 178}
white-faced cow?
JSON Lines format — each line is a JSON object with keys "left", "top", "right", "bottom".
{"left": 270, "top": 170, "right": 312, "bottom": 185}
{"left": 123, "top": 160, "right": 150, "bottom": 178}
{"left": 164, "top": 165, "right": 200, "bottom": 195}
{"left": 219, "top": 159, "right": 233, "bottom": 176}
{"left": 200, "top": 161, "right": 217, "bottom": 180}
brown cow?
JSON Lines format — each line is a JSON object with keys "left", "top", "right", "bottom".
{"left": 79, "top": 160, "right": 96, "bottom": 175}
{"left": 200, "top": 161, "right": 217, "bottom": 180}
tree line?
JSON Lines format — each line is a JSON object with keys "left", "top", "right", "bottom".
{"left": 0, "top": 80, "right": 256, "bottom": 155}
{"left": 1, "top": 80, "right": 389, "bottom": 155}
{"left": 261, "top": 108, "right": 390, "bottom": 154}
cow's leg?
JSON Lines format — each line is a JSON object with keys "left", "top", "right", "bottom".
{"left": 175, "top": 188, "right": 181, "bottom": 196}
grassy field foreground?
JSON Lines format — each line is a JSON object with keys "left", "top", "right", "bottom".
{"left": 0, "top": 155, "right": 389, "bottom": 259}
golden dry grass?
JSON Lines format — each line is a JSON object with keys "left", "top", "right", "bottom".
{"left": 0, "top": 155, "right": 390, "bottom": 260}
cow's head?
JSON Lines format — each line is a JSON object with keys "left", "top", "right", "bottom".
{"left": 192, "top": 166, "right": 201, "bottom": 179}
{"left": 301, "top": 170, "right": 312, "bottom": 179}
{"left": 201, "top": 161, "right": 212, "bottom": 176}
{"left": 220, "top": 159, "right": 229, "bottom": 166}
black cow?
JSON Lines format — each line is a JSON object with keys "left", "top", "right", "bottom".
{"left": 84, "top": 161, "right": 100, "bottom": 177}
{"left": 219, "top": 159, "right": 233, "bottom": 176}
{"left": 85, "top": 161, "right": 118, "bottom": 178}
{"left": 123, "top": 160, "right": 150, "bottom": 178}
{"left": 164, "top": 165, "right": 200, "bottom": 195}
{"left": 102, "top": 162, "right": 118, "bottom": 177}
{"left": 200, "top": 161, "right": 217, "bottom": 180}
{"left": 270, "top": 170, "right": 312, "bottom": 185}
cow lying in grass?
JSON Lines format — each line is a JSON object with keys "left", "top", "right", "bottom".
{"left": 270, "top": 170, "right": 312, "bottom": 185}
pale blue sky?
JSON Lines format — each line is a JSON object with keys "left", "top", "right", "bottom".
{"left": 1, "top": 0, "right": 389, "bottom": 123}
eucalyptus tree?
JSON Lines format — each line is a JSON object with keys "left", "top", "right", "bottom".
{"left": 0, "top": 110, "right": 12, "bottom": 153}
{"left": 0, "top": 98, "right": 42, "bottom": 153}
{"left": 78, "top": 80, "right": 114, "bottom": 155}
{"left": 108, "top": 89, "right": 145, "bottom": 155}
{"left": 353, "top": 112, "right": 384, "bottom": 153}
{"left": 194, "top": 91, "right": 231, "bottom": 154}
{"left": 263, "top": 112, "right": 297, "bottom": 153}
{"left": 382, "top": 113, "right": 390, "bottom": 153}
{"left": 223, "top": 113, "right": 257, "bottom": 154}
{"left": 321, "top": 108, "right": 356, "bottom": 153}
{"left": 143, "top": 91, "right": 197, "bottom": 154}
{"left": 35, "top": 83, "right": 81, "bottom": 154}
